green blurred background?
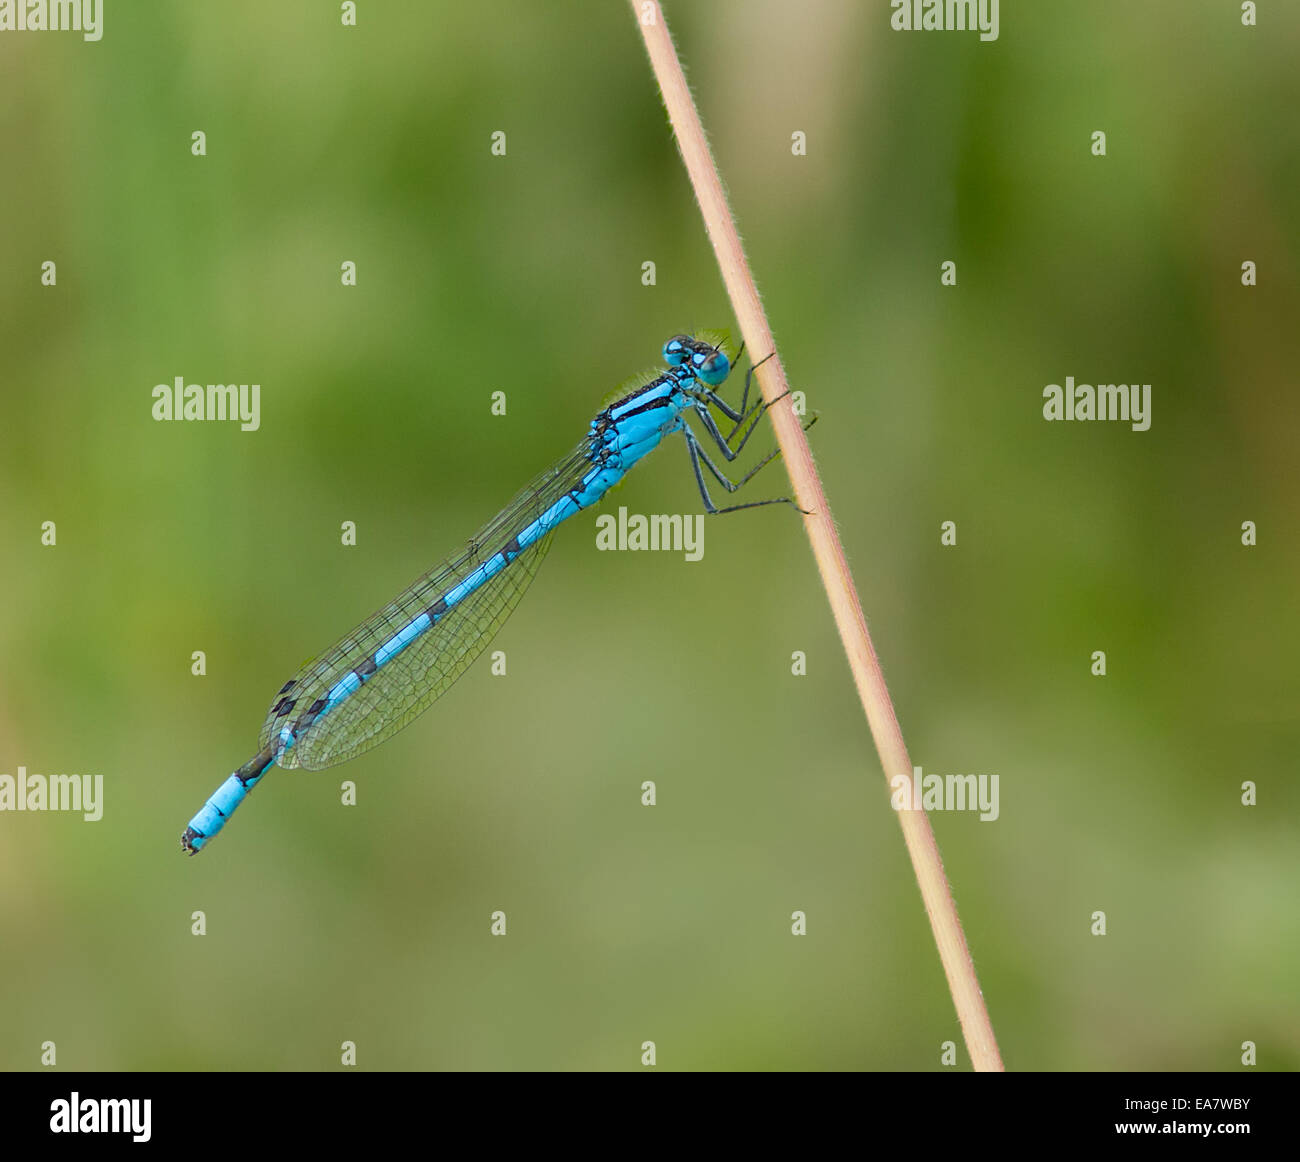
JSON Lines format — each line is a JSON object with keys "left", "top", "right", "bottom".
{"left": 1, "top": 1, "right": 1296, "bottom": 1071}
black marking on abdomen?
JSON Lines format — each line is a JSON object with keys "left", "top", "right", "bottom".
{"left": 308, "top": 697, "right": 327, "bottom": 715}
{"left": 273, "top": 697, "right": 297, "bottom": 719}
{"left": 355, "top": 655, "right": 378, "bottom": 680}
{"left": 426, "top": 597, "right": 448, "bottom": 621}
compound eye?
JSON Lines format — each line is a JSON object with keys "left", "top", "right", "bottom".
{"left": 662, "top": 335, "right": 691, "bottom": 366}
{"left": 697, "top": 350, "right": 730, "bottom": 387}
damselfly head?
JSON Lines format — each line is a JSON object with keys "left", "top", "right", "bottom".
{"left": 662, "top": 334, "right": 731, "bottom": 387}
{"left": 662, "top": 334, "right": 694, "bottom": 366}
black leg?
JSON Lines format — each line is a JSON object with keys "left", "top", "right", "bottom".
{"left": 695, "top": 382, "right": 796, "bottom": 463}
{"left": 694, "top": 351, "right": 777, "bottom": 430}
{"left": 731, "top": 351, "right": 776, "bottom": 436}
{"left": 697, "top": 389, "right": 813, "bottom": 466}
{"left": 683, "top": 426, "right": 809, "bottom": 516}
{"left": 693, "top": 400, "right": 758, "bottom": 460}
{"left": 681, "top": 346, "right": 816, "bottom": 516}
{"left": 699, "top": 413, "right": 818, "bottom": 488}
{"left": 697, "top": 387, "right": 746, "bottom": 425}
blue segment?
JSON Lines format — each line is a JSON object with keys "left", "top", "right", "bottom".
{"left": 610, "top": 379, "right": 672, "bottom": 419}
{"left": 375, "top": 611, "right": 432, "bottom": 667}
{"left": 187, "top": 773, "right": 247, "bottom": 843}
{"left": 181, "top": 332, "right": 795, "bottom": 855}
{"left": 181, "top": 758, "right": 274, "bottom": 853}
{"left": 326, "top": 670, "right": 361, "bottom": 709}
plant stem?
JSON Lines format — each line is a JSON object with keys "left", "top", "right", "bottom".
{"left": 630, "top": 0, "right": 1004, "bottom": 1072}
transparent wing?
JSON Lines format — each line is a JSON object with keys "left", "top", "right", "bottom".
{"left": 260, "top": 442, "right": 591, "bottom": 770}
{"left": 294, "top": 529, "right": 552, "bottom": 770}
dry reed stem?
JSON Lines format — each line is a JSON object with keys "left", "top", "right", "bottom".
{"left": 631, "top": 0, "right": 1004, "bottom": 1072}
